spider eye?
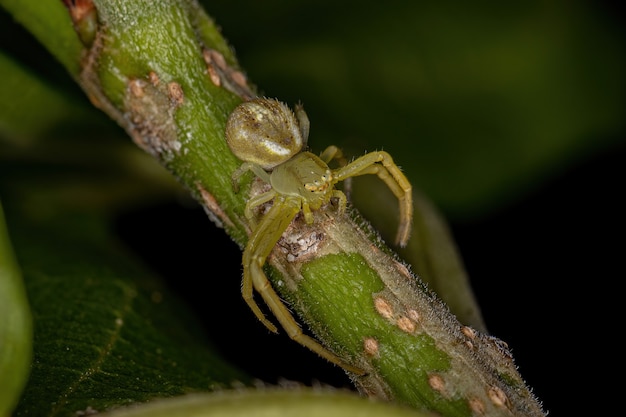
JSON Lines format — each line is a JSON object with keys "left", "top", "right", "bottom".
{"left": 226, "top": 98, "right": 305, "bottom": 170}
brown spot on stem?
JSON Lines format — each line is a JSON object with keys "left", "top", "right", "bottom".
{"left": 462, "top": 326, "right": 477, "bottom": 339}
{"left": 202, "top": 48, "right": 255, "bottom": 100}
{"left": 392, "top": 258, "right": 413, "bottom": 280}
{"left": 486, "top": 335, "right": 514, "bottom": 362}
{"left": 407, "top": 309, "right": 420, "bottom": 322}
{"left": 62, "top": 0, "right": 97, "bottom": 46}
{"left": 468, "top": 397, "right": 486, "bottom": 415}
{"left": 487, "top": 386, "right": 509, "bottom": 409}
{"left": 203, "top": 47, "right": 227, "bottom": 68}
{"left": 63, "top": 0, "right": 95, "bottom": 22}
{"left": 363, "top": 337, "right": 379, "bottom": 357}
{"left": 373, "top": 297, "right": 394, "bottom": 319}
{"left": 428, "top": 374, "right": 446, "bottom": 395}
{"left": 148, "top": 71, "right": 160, "bottom": 86}
{"left": 462, "top": 326, "right": 477, "bottom": 350}
{"left": 396, "top": 316, "right": 416, "bottom": 333}
{"left": 230, "top": 70, "right": 248, "bottom": 89}
{"left": 129, "top": 79, "right": 144, "bottom": 97}
{"left": 207, "top": 65, "right": 221, "bottom": 87}
{"left": 167, "top": 81, "right": 185, "bottom": 106}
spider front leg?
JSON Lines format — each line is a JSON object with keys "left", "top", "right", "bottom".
{"left": 319, "top": 145, "right": 352, "bottom": 198}
{"left": 243, "top": 196, "right": 365, "bottom": 375}
{"left": 241, "top": 196, "right": 297, "bottom": 334}
{"left": 334, "top": 151, "right": 413, "bottom": 247}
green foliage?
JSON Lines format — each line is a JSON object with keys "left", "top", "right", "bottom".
{"left": 0, "top": 204, "right": 32, "bottom": 417}
{"left": 91, "top": 388, "right": 437, "bottom": 417}
{"left": 3, "top": 207, "right": 250, "bottom": 416}
{"left": 1, "top": 0, "right": 624, "bottom": 416}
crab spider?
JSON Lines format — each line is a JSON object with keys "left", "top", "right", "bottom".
{"left": 225, "top": 98, "right": 413, "bottom": 374}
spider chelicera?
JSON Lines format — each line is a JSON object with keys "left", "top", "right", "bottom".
{"left": 225, "top": 97, "right": 413, "bottom": 374}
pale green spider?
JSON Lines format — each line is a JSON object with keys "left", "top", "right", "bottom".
{"left": 225, "top": 97, "right": 413, "bottom": 374}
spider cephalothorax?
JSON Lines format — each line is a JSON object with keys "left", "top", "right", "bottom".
{"left": 225, "top": 97, "right": 413, "bottom": 374}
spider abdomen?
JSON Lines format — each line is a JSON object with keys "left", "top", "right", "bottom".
{"left": 225, "top": 98, "right": 305, "bottom": 170}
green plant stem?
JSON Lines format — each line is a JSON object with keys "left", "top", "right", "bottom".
{"left": 0, "top": 0, "right": 545, "bottom": 415}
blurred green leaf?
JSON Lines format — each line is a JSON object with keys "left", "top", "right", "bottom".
{"left": 0, "top": 52, "right": 99, "bottom": 145}
{"left": 0, "top": 202, "right": 32, "bottom": 417}
{"left": 0, "top": 0, "right": 83, "bottom": 74}
{"left": 96, "top": 389, "right": 436, "bottom": 417}
{"left": 2, "top": 207, "right": 250, "bottom": 417}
